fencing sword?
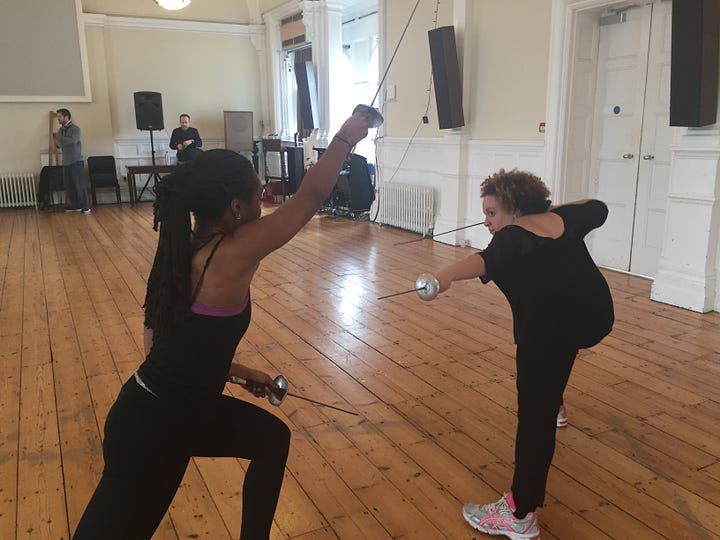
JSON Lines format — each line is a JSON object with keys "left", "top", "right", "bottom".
{"left": 228, "top": 374, "right": 358, "bottom": 416}
{"left": 343, "top": 0, "right": 423, "bottom": 152}
{"left": 377, "top": 273, "right": 440, "bottom": 301}
{"left": 394, "top": 222, "right": 486, "bottom": 246}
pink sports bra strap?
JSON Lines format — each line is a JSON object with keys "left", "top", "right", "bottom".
{"left": 191, "top": 294, "right": 250, "bottom": 317}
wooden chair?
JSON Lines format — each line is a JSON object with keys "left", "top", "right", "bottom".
{"left": 87, "top": 155, "right": 121, "bottom": 205}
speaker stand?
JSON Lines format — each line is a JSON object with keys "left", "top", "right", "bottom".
{"left": 137, "top": 129, "right": 163, "bottom": 201}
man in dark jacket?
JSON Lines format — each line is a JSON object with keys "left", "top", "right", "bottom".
{"left": 169, "top": 114, "right": 202, "bottom": 163}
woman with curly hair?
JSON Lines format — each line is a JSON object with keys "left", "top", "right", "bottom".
{"left": 72, "top": 112, "right": 371, "bottom": 540}
{"left": 431, "top": 169, "right": 614, "bottom": 540}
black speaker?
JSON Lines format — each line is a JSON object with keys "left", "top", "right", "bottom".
{"left": 134, "top": 91, "right": 165, "bottom": 131}
{"left": 294, "top": 61, "right": 319, "bottom": 129}
{"left": 428, "top": 26, "right": 465, "bottom": 129}
{"left": 670, "top": 0, "right": 719, "bottom": 127}
{"left": 285, "top": 146, "right": 305, "bottom": 194}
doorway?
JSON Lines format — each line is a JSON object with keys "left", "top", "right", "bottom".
{"left": 553, "top": 0, "right": 672, "bottom": 278}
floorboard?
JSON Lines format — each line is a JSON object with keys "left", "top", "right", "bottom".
{"left": 1, "top": 205, "right": 718, "bottom": 539}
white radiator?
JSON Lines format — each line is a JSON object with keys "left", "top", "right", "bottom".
{"left": 376, "top": 182, "right": 435, "bottom": 235}
{"left": 0, "top": 173, "right": 37, "bottom": 209}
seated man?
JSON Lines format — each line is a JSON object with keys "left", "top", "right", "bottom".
{"left": 169, "top": 114, "right": 202, "bottom": 163}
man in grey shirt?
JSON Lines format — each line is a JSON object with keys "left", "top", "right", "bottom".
{"left": 55, "top": 108, "right": 91, "bottom": 214}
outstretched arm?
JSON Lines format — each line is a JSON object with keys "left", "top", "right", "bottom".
{"left": 435, "top": 253, "right": 486, "bottom": 294}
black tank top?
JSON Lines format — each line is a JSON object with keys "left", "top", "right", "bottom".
{"left": 137, "top": 234, "right": 252, "bottom": 403}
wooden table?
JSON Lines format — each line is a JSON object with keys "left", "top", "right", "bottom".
{"left": 125, "top": 164, "right": 179, "bottom": 205}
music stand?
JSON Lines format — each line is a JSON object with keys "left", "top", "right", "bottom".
{"left": 136, "top": 129, "right": 162, "bottom": 201}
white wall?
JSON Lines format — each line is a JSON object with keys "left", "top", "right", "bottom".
{"left": 380, "top": 0, "right": 551, "bottom": 141}
{"left": 375, "top": 0, "right": 551, "bottom": 247}
{"left": 0, "top": 8, "right": 266, "bottom": 181}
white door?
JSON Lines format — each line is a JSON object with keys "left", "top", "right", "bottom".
{"left": 585, "top": 2, "right": 671, "bottom": 276}
{"left": 630, "top": 0, "right": 672, "bottom": 276}
{"left": 586, "top": 4, "right": 652, "bottom": 270}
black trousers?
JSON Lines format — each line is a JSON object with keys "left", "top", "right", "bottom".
{"left": 73, "top": 378, "right": 291, "bottom": 540}
{"left": 510, "top": 342, "right": 578, "bottom": 517}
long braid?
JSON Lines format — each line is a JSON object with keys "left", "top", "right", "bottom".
{"left": 143, "top": 149, "right": 260, "bottom": 333}
{"left": 144, "top": 169, "right": 192, "bottom": 332}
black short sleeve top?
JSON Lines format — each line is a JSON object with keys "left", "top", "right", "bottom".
{"left": 479, "top": 200, "right": 614, "bottom": 348}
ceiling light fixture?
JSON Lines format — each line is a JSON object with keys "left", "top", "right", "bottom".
{"left": 154, "top": 0, "right": 191, "bottom": 10}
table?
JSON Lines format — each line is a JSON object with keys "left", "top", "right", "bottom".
{"left": 262, "top": 140, "right": 305, "bottom": 201}
{"left": 125, "top": 164, "right": 179, "bottom": 205}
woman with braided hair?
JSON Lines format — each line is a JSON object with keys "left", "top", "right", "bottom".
{"left": 73, "top": 112, "right": 371, "bottom": 539}
{"left": 429, "top": 169, "right": 614, "bottom": 540}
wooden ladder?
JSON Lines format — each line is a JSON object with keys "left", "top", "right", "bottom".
{"left": 48, "top": 110, "right": 60, "bottom": 166}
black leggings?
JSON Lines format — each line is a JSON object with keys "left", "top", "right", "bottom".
{"left": 73, "top": 378, "right": 291, "bottom": 540}
{"left": 510, "top": 342, "right": 578, "bottom": 517}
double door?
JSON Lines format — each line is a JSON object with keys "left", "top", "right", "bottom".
{"left": 585, "top": 1, "right": 672, "bottom": 277}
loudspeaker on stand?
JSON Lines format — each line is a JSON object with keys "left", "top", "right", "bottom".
{"left": 134, "top": 91, "right": 165, "bottom": 131}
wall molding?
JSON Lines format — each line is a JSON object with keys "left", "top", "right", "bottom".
{"left": 83, "top": 12, "right": 264, "bottom": 37}
{"left": 113, "top": 136, "right": 228, "bottom": 171}
{"left": 652, "top": 267, "right": 718, "bottom": 313}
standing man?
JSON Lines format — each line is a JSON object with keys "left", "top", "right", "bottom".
{"left": 169, "top": 114, "right": 202, "bottom": 163}
{"left": 55, "top": 108, "right": 91, "bottom": 214}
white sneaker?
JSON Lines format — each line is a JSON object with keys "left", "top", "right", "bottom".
{"left": 556, "top": 405, "right": 568, "bottom": 428}
{"left": 81, "top": 208, "right": 92, "bottom": 214}
{"left": 462, "top": 492, "right": 540, "bottom": 539}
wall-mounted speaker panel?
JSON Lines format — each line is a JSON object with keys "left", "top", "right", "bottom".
{"left": 428, "top": 26, "right": 465, "bottom": 129}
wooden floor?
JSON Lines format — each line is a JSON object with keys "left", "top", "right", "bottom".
{"left": 1, "top": 205, "right": 719, "bottom": 540}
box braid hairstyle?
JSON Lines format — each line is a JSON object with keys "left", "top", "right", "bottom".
{"left": 144, "top": 149, "right": 259, "bottom": 333}
{"left": 480, "top": 168, "right": 551, "bottom": 216}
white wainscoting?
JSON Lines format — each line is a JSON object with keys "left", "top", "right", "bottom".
{"left": 375, "top": 136, "right": 545, "bottom": 249}
{"left": 41, "top": 137, "right": 227, "bottom": 204}
{"left": 113, "top": 136, "right": 227, "bottom": 173}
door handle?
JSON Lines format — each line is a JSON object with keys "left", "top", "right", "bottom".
{"left": 622, "top": 153, "right": 634, "bottom": 159}
{"left": 642, "top": 154, "right": 655, "bottom": 160}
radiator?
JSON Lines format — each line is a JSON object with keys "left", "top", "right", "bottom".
{"left": 0, "top": 173, "right": 37, "bottom": 209}
{"left": 376, "top": 182, "right": 435, "bottom": 235}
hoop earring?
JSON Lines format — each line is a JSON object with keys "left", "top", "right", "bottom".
{"left": 235, "top": 214, "right": 242, "bottom": 221}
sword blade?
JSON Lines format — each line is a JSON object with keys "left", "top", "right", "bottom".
{"left": 394, "top": 222, "right": 486, "bottom": 246}
{"left": 286, "top": 391, "right": 359, "bottom": 415}
{"left": 376, "top": 286, "right": 426, "bottom": 300}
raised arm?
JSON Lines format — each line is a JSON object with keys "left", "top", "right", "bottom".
{"left": 240, "top": 112, "right": 370, "bottom": 260}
